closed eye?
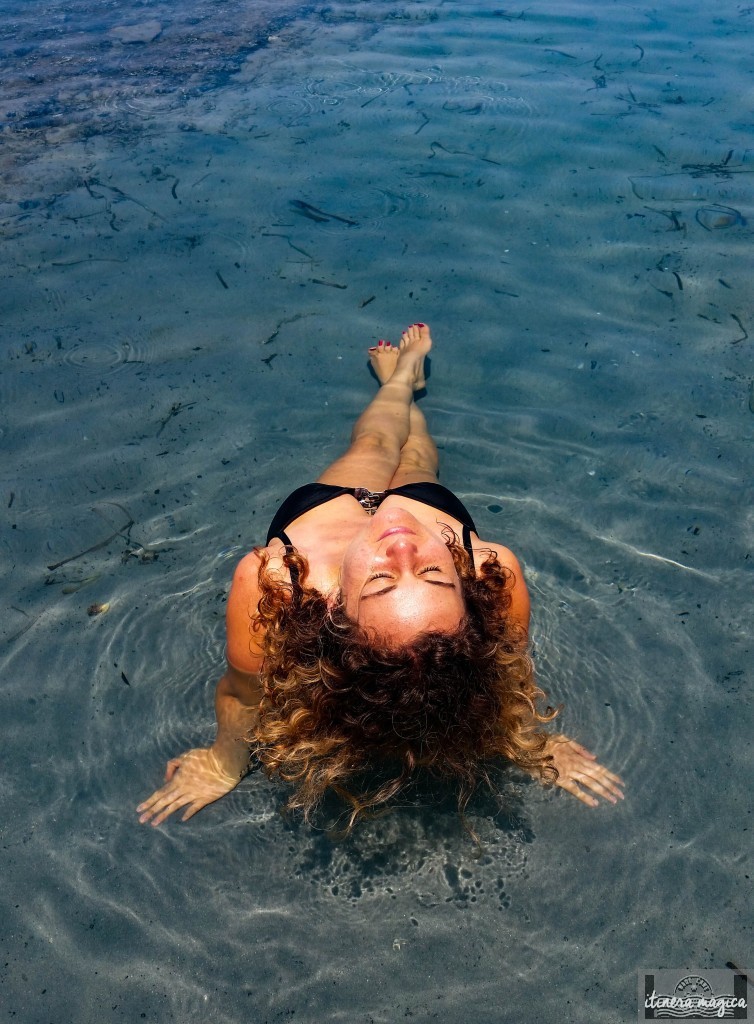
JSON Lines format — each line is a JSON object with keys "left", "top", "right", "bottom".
{"left": 366, "top": 566, "right": 441, "bottom": 583}
{"left": 360, "top": 565, "right": 456, "bottom": 602}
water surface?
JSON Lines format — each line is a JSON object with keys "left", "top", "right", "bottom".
{"left": 1, "top": 1, "right": 752, "bottom": 1021}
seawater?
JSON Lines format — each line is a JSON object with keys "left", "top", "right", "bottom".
{"left": 1, "top": 2, "right": 752, "bottom": 1022}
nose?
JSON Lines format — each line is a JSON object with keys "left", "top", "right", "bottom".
{"left": 384, "top": 535, "right": 419, "bottom": 563}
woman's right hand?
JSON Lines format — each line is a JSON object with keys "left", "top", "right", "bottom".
{"left": 136, "top": 747, "right": 243, "bottom": 826}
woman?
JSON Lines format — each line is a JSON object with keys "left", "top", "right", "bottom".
{"left": 137, "top": 324, "right": 624, "bottom": 830}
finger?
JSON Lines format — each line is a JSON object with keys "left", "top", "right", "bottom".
{"left": 580, "top": 757, "right": 624, "bottom": 783}
{"left": 151, "top": 794, "right": 191, "bottom": 827}
{"left": 139, "top": 800, "right": 165, "bottom": 824}
{"left": 557, "top": 777, "right": 599, "bottom": 808}
{"left": 579, "top": 761, "right": 625, "bottom": 791}
{"left": 181, "top": 799, "right": 209, "bottom": 822}
{"left": 136, "top": 787, "right": 171, "bottom": 816}
{"left": 571, "top": 767, "right": 624, "bottom": 804}
{"left": 574, "top": 774, "right": 618, "bottom": 804}
{"left": 592, "top": 768, "right": 625, "bottom": 799}
{"left": 138, "top": 794, "right": 172, "bottom": 823}
{"left": 140, "top": 785, "right": 186, "bottom": 824}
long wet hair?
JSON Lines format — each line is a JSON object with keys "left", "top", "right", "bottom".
{"left": 250, "top": 534, "right": 558, "bottom": 831}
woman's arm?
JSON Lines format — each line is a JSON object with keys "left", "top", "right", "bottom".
{"left": 212, "top": 665, "right": 262, "bottom": 779}
{"left": 137, "top": 552, "right": 265, "bottom": 827}
{"left": 136, "top": 666, "right": 262, "bottom": 827}
{"left": 486, "top": 544, "right": 625, "bottom": 807}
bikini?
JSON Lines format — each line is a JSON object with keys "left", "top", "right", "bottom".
{"left": 266, "top": 482, "right": 478, "bottom": 584}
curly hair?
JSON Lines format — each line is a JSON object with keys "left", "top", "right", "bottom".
{"left": 249, "top": 535, "right": 558, "bottom": 831}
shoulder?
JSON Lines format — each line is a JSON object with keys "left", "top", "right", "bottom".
{"left": 231, "top": 548, "right": 266, "bottom": 587}
{"left": 474, "top": 540, "right": 525, "bottom": 579}
{"left": 226, "top": 549, "right": 268, "bottom": 675}
{"left": 473, "top": 540, "right": 531, "bottom": 634}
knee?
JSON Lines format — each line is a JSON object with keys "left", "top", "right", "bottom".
{"left": 400, "top": 438, "right": 438, "bottom": 469}
{"left": 350, "top": 430, "right": 398, "bottom": 455}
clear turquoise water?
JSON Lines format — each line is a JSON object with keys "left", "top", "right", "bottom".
{"left": 1, "top": 2, "right": 752, "bottom": 1021}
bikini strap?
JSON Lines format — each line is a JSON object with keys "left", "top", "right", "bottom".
{"left": 275, "top": 530, "right": 301, "bottom": 587}
{"left": 462, "top": 523, "right": 475, "bottom": 569}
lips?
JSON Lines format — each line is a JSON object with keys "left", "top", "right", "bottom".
{"left": 378, "top": 527, "right": 416, "bottom": 540}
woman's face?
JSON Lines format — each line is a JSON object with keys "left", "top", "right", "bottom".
{"left": 339, "top": 505, "right": 465, "bottom": 645}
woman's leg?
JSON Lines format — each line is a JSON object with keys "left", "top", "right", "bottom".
{"left": 388, "top": 401, "right": 440, "bottom": 488}
{"left": 361, "top": 326, "right": 438, "bottom": 488}
{"left": 317, "top": 325, "right": 431, "bottom": 490}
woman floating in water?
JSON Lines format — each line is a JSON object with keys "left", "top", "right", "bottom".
{"left": 138, "top": 324, "right": 623, "bottom": 830}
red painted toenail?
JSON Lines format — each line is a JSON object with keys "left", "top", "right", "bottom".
{"left": 417, "top": 322, "right": 426, "bottom": 327}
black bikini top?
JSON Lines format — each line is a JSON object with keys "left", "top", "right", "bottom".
{"left": 268, "top": 483, "right": 477, "bottom": 587}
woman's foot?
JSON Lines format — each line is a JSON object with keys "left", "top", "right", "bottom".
{"left": 368, "top": 323, "right": 431, "bottom": 390}
{"left": 368, "top": 339, "right": 400, "bottom": 385}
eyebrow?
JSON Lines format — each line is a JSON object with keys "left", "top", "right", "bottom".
{"left": 360, "top": 580, "right": 456, "bottom": 602}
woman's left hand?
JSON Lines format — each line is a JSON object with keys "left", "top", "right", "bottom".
{"left": 544, "top": 734, "right": 625, "bottom": 807}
